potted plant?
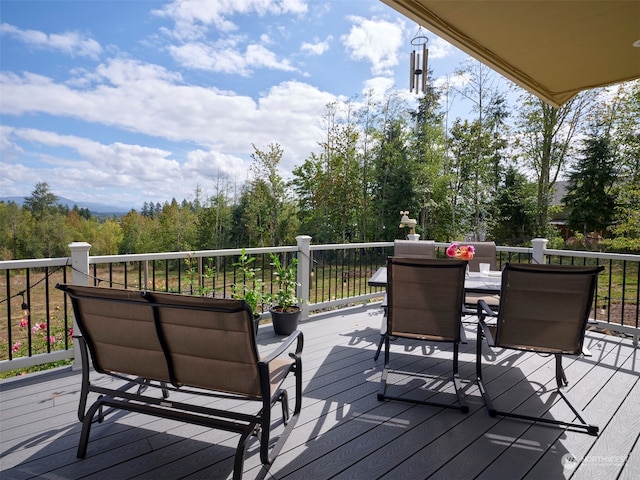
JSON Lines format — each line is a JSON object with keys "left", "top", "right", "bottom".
{"left": 231, "top": 249, "right": 266, "bottom": 334}
{"left": 267, "top": 253, "right": 302, "bottom": 335}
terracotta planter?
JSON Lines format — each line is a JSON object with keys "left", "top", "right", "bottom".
{"left": 269, "top": 307, "right": 301, "bottom": 336}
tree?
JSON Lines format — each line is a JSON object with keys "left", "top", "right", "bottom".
{"left": 451, "top": 60, "right": 507, "bottom": 239}
{"left": 408, "top": 77, "right": 451, "bottom": 241}
{"left": 92, "top": 219, "right": 123, "bottom": 255}
{"left": 513, "top": 92, "right": 593, "bottom": 236}
{"left": 599, "top": 81, "right": 640, "bottom": 251}
{"left": 195, "top": 176, "right": 234, "bottom": 250}
{"left": 563, "top": 133, "right": 616, "bottom": 237}
{"left": 0, "top": 201, "right": 25, "bottom": 259}
{"left": 292, "top": 102, "right": 362, "bottom": 244}
{"left": 23, "top": 182, "right": 59, "bottom": 219}
{"left": 238, "top": 143, "right": 299, "bottom": 247}
{"left": 156, "top": 199, "right": 196, "bottom": 252}
{"left": 120, "top": 210, "right": 154, "bottom": 253}
{"left": 370, "top": 114, "right": 414, "bottom": 241}
{"left": 490, "top": 167, "right": 537, "bottom": 244}
{"left": 447, "top": 118, "right": 495, "bottom": 239}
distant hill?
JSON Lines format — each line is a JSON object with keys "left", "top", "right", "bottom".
{"left": 1, "top": 196, "right": 129, "bottom": 216}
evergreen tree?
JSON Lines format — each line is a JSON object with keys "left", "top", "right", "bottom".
{"left": 490, "top": 167, "right": 537, "bottom": 244}
{"left": 23, "top": 182, "right": 58, "bottom": 219}
{"left": 409, "top": 78, "right": 451, "bottom": 241}
{"left": 563, "top": 133, "right": 616, "bottom": 236}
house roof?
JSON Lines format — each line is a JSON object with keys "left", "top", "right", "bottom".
{"left": 381, "top": 0, "right": 640, "bottom": 107}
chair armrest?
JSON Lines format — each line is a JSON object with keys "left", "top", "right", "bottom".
{"left": 260, "top": 330, "right": 304, "bottom": 365}
{"left": 477, "top": 299, "right": 497, "bottom": 320}
{"left": 477, "top": 299, "right": 498, "bottom": 346}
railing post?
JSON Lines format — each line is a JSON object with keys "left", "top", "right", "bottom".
{"left": 68, "top": 242, "right": 91, "bottom": 370}
{"left": 531, "top": 238, "right": 548, "bottom": 264}
{"left": 296, "top": 235, "right": 312, "bottom": 320}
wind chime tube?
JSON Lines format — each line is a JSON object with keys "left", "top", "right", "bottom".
{"left": 422, "top": 45, "right": 428, "bottom": 93}
{"left": 410, "top": 50, "right": 415, "bottom": 92}
{"left": 415, "top": 52, "right": 421, "bottom": 93}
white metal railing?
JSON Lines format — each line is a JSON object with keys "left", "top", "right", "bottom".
{"left": 1, "top": 237, "right": 638, "bottom": 373}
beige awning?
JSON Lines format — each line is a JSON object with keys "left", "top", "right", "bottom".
{"left": 381, "top": 0, "right": 640, "bottom": 108}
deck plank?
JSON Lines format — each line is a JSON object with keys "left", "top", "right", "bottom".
{"left": 1, "top": 304, "right": 639, "bottom": 480}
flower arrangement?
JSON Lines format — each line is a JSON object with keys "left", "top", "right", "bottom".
{"left": 446, "top": 242, "right": 475, "bottom": 260}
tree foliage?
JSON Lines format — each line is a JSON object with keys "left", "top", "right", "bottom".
{"left": 513, "top": 92, "right": 592, "bottom": 236}
{"left": 563, "top": 133, "right": 616, "bottom": 236}
{"left": 2, "top": 79, "right": 639, "bottom": 260}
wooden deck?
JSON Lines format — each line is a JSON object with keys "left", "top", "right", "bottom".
{"left": 1, "top": 304, "right": 639, "bottom": 479}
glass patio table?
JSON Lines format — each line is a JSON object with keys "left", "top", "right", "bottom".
{"left": 368, "top": 266, "right": 502, "bottom": 294}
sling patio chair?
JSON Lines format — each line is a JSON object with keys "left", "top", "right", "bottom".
{"left": 464, "top": 241, "right": 500, "bottom": 312}
{"left": 373, "top": 240, "right": 436, "bottom": 360}
{"left": 377, "top": 257, "right": 469, "bottom": 412}
{"left": 476, "top": 263, "right": 604, "bottom": 435}
{"left": 56, "top": 284, "right": 304, "bottom": 479}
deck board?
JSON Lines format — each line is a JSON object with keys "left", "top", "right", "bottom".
{"left": 1, "top": 303, "right": 639, "bottom": 480}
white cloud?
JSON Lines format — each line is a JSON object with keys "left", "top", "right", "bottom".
{"left": 301, "top": 37, "right": 332, "bottom": 55}
{"left": 362, "top": 77, "right": 396, "bottom": 98}
{"left": 428, "top": 37, "right": 455, "bottom": 60}
{"left": 246, "top": 44, "right": 297, "bottom": 72}
{"left": 184, "top": 149, "right": 248, "bottom": 180}
{"left": 0, "top": 23, "right": 102, "bottom": 59}
{"left": 0, "top": 58, "right": 338, "bottom": 202}
{"left": 1, "top": 128, "right": 192, "bottom": 206}
{"left": 155, "top": 0, "right": 308, "bottom": 39}
{"left": 169, "top": 39, "right": 296, "bottom": 75}
{"left": 169, "top": 42, "right": 249, "bottom": 74}
{"left": 342, "top": 16, "right": 404, "bottom": 76}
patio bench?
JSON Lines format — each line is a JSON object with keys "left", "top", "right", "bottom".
{"left": 56, "top": 284, "right": 303, "bottom": 480}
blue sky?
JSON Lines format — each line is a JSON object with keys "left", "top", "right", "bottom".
{"left": 1, "top": 0, "right": 495, "bottom": 210}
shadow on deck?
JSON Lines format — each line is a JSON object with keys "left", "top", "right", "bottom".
{"left": 1, "top": 304, "right": 639, "bottom": 479}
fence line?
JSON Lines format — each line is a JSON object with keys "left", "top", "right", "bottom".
{"left": 1, "top": 238, "right": 638, "bottom": 373}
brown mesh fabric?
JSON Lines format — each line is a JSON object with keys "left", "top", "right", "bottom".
{"left": 62, "top": 285, "right": 270, "bottom": 399}
{"left": 140, "top": 292, "right": 263, "bottom": 398}
{"left": 66, "top": 285, "right": 171, "bottom": 381}
{"left": 394, "top": 240, "right": 435, "bottom": 258}
{"left": 268, "top": 357, "right": 296, "bottom": 396}
{"left": 464, "top": 242, "right": 496, "bottom": 272}
{"left": 496, "top": 264, "right": 602, "bottom": 354}
{"left": 387, "top": 257, "right": 466, "bottom": 341}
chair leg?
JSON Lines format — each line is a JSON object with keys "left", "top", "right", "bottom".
{"left": 476, "top": 345, "right": 598, "bottom": 435}
{"left": 452, "top": 343, "right": 469, "bottom": 413}
{"left": 555, "top": 354, "right": 568, "bottom": 388}
{"left": 373, "top": 335, "right": 384, "bottom": 361}
{"left": 378, "top": 339, "right": 468, "bottom": 413}
{"left": 476, "top": 328, "right": 497, "bottom": 417}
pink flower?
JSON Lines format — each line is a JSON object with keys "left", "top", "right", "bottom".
{"left": 446, "top": 243, "right": 459, "bottom": 258}
{"left": 32, "top": 323, "right": 47, "bottom": 334}
{"left": 48, "top": 336, "right": 56, "bottom": 344}
{"left": 19, "top": 318, "right": 28, "bottom": 328}
{"left": 68, "top": 328, "right": 74, "bottom": 337}
{"left": 446, "top": 243, "right": 475, "bottom": 260}
{"left": 11, "top": 342, "right": 21, "bottom": 352}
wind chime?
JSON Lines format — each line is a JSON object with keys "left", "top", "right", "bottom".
{"left": 410, "top": 29, "right": 429, "bottom": 94}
